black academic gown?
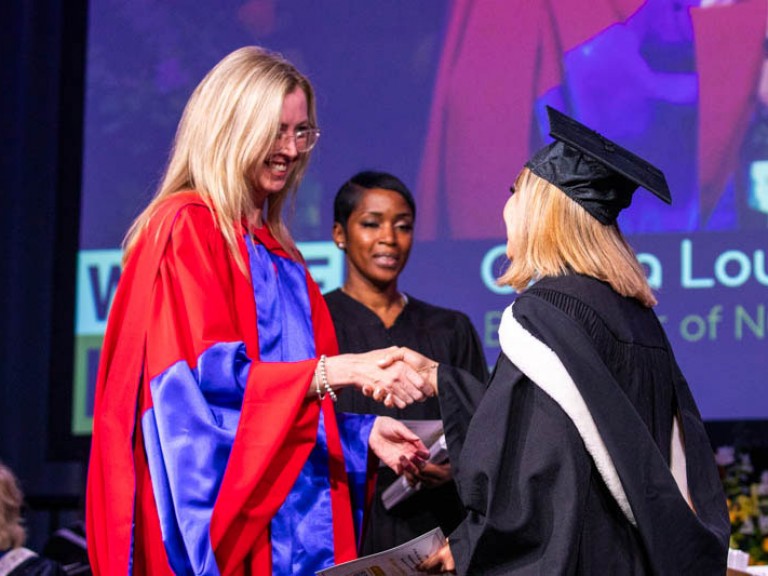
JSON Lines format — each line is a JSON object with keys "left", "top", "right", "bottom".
{"left": 0, "top": 548, "right": 67, "bottom": 576}
{"left": 438, "top": 274, "right": 730, "bottom": 575}
{"left": 325, "top": 289, "right": 488, "bottom": 554}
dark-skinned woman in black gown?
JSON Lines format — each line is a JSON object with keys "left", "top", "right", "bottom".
{"left": 324, "top": 171, "right": 488, "bottom": 554}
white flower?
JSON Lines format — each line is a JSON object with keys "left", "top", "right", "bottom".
{"left": 715, "top": 446, "right": 735, "bottom": 467}
{"left": 739, "top": 517, "right": 755, "bottom": 535}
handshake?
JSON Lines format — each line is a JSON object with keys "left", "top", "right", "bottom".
{"left": 324, "top": 346, "right": 439, "bottom": 410}
{"left": 319, "top": 346, "right": 442, "bottom": 478}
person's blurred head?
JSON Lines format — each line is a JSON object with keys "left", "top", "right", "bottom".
{"left": 0, "top": 461, "right": 26, "bottom": 550}
{"left": 498, "top": 168, "right": 657, "bottom": 307}
{"left": 333, "top": 171, "right": 416, "bottom": 290}
{"left": 125, "top": 46, "right": 317, "bottom": 265}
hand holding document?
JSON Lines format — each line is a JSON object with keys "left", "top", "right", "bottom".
{"left": 382, "top": 434, "right": 448, "bottom": 510}
{"left": 315, "top": 527, "right": 446, "bottom": 576}
{"left": 378, "top": 420, "right": 448, "bottom": 511}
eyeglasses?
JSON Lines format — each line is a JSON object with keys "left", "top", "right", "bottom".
{"left": 274, "top": 128, "right": 321, "bottom": 153}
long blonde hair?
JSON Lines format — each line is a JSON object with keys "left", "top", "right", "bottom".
{"left": 123, "top": 46, "right": 317, "bottom": 270}
{"left": 0, "top": 461, "right": 26, "bottom": 550}
{"left": 498, "top": 168, "right": 657, "bottom": 307}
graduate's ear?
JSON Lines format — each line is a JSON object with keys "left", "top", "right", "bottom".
{"left": 332, "top": 222, "right": 347, "bottom": 250}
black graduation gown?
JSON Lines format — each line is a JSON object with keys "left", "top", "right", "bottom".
{"left": 0, "top": 548, "right": 67, "bottom": 576}
{"left": 438, "top": 274, "right": 730, "bottom": 575}
{"left": 324, "top": 289, "right": 489, "bottom": 554}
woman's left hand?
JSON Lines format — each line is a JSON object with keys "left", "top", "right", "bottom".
{"left": 417, "top": 542, "right": 456, "bottom": 574}
{"left": 369, "top": 416, "right": 429, "bottom": 474}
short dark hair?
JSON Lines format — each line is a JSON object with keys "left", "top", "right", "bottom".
{"left": 333, "top": 170, "right": 416, "bottom": 228}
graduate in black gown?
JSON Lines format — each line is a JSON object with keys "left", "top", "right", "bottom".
{"left": 407, "top": 108, "right": 730, "bottom": 574}
{"left": 0, "top": 462, "right": 67, "bottom": 576}
{"left": 325, "top": 171, "right": 488, "bottom": 554}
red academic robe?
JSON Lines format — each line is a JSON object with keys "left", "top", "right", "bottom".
{"left": 86, "top": 192, "right": 357, "bottom": 575}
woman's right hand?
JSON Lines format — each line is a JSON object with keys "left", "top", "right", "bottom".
{"left": 324, "top": 348, "right": 434, "bottom": 409}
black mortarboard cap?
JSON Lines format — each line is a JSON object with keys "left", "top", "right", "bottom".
{"left": 525, "top": 106, "right": 672, "bottom": 225}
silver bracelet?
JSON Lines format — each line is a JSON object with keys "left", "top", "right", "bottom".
{"left": 314, "top": 362, "right": 325, "bottom": 401}
{"left": 318, "top": 354, "right": 337, "bottom": 402}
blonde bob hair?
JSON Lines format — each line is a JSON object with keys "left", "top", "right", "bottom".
{"left": 0, "top": 461, "right": 26, "bottom": 550}
{"left": 123, "top": 46, "right": 317, "bottom": 269}
{"left": 498, "top": 168, "right": 657, "bottom": 307}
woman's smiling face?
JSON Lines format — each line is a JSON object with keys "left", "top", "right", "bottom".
{"left": 251, "top": 87, "right": 309, "bottom": 204}
{"left": 334, "top": 187, "right": 415, "bottom": 289}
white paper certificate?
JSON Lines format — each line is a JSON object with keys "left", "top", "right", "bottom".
{"left": 315, "top": 527, "right": 447, "bottom": 576}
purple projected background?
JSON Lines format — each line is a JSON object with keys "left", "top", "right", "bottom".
{"left": 79, "top": 0, "right": 768, "bottom": 422}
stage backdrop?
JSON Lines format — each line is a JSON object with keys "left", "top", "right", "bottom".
{"left": 73, "top": 0, "right": 768, "bottom": 436}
